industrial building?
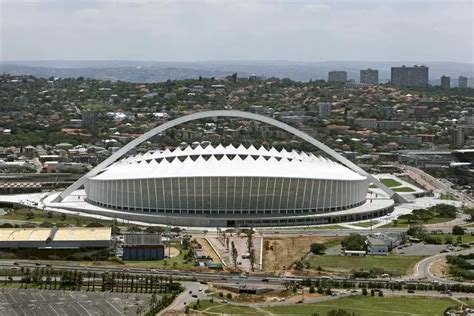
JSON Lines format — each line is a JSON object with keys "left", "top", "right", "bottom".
{"left": 0, "top": 227, "right": 111, "bottom": 249}
{"left": 122, "top": 233, "right": 165, "bottom": 261}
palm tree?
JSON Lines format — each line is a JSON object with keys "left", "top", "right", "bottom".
{"left": 92, "top": 272, "right": 96, "bottom": 291}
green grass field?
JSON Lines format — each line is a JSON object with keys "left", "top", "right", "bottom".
{"left": 193, "top": 296, "right": 457, "bottom": 315}
{"left": 264, "top": 296, "right": 456, "bottom": 315}
{"left": 306, "top": 255, "right": 424, "bottom": 275}
{"left": 380, "top": 178, "right": 402, "bottom": 187}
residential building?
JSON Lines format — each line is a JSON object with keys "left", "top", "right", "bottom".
{"left": 354, "top": 118, "right": 377, "bottom": 129}
{"left": 441, "top": 75, "right": 451, "bottom": 89}
{"left": 360, "top": 68, "right": 379, "bottom": 84}
{"left": 318, "top": 102, "right": 332, "bottom": 118}
{"left": 458, "top": 75, "right": 468, "bottom": 88}
{"left": 391, "top": 65, "right": 429, "bottom": 87}
{"left": 378, "top": 120, "right": 402, "bottom": 131}
{"left": 328, "top": 71, "right": 347, "bottom": 82}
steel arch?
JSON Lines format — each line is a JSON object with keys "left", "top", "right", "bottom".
{"left": 54, "top": 110, "right": 397, "bottom": 202}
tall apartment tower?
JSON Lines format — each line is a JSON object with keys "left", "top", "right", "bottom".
{"left": 360, "top": 68, "right": 379, "bottom": 84}
{"left": 458, "top": 75, "right": 468, "bottom": 88}
{"left": 82, "top": 110, "right": 98, "bottom": 131}
{"left": 440, "top": 75, "right": 451, "bottom": 89}
{"left": 390, "top": 65, "right": 429, "bottom": 87}
{"left": 328, "top": 71, "right": 347, "bottom": 82}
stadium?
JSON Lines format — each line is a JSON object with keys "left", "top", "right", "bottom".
{"left": 46, "top": 110, "right": 397, "bottom": 227}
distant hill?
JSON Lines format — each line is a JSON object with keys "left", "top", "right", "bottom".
{"left": 1, "top": 60, "right": 473, "bottom": 85}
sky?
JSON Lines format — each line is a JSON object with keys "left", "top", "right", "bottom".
{"left": 0, "top": 0, "right": 473, "bottom": 63}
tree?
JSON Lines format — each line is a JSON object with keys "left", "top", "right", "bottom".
{"left": 362, "top": 288, "right": 368, "bottom": 296}
{"left": 309, "top": 285, "right": 316, "bottom": 293}
{"left": 59, "top": 213, "right": 66, "bottom": 221}
{"left": 249, "top": 249, "right": 256, "bottom": 272}
{"left": 231, "top": 241, "right": 238, "bottom": 267}
{"left": 341, "top": 234, "right": 366, "bottom": 251}
{"left": 310, "top": 243, "right": 327, "bottom": 255}
{"left": 127, "top": 225, "right": 142, "bottom": 232}
{"left": 452, "top": 226, "right": 465, "bottom": 235}
{"left": 406, "top": 225, "right": 426, "bottom": 239}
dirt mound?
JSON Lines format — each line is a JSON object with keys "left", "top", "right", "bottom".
{"left": 263, "top": 235, "right": 341, "bottom": 273}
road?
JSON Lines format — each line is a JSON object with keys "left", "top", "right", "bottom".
{"left": 412, "top": 248, "right": 474, "bottom": 284}
{"left": 399, "top": 164, "right": 474, "bottom": 208}
{"left": 158, "top": 281, "right": 209, "bottom": 315}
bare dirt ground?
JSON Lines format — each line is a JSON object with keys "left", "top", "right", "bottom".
{"left": 195, "top": 238, "right": 224, "bottom": 265}
{"left": 431, "top": 257, "right": 450, "bottom": 278}
{"left": 168, "top": 246, "right": 180, "bottom": 258}
{"left": 262, "top": 235, "right": 341, "bottom": 274}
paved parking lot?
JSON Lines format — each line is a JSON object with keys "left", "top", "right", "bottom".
{"left": 0, "top": 289, "right": 152, "bottom": 316}
{"left": 394, "top": 243, "right": 446, "bottom": 256}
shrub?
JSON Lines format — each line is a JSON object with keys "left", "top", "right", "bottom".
{"left": 310, "top": 243, "right": 327, "bottom": 255}
{"left": 452, "top": 226, "right": 465, "bottom": 236}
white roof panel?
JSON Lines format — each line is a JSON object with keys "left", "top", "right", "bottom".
{"left": 93, "top": 144, "right": 366, "bottom": 181}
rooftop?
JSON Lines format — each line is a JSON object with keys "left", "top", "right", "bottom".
{"left": 92, "top": 144, "right": 366, "bottom": 181}
{"left": 0, "top": 227, "right": 111, "bottom": 242}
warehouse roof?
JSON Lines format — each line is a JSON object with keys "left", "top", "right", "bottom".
{"left": 0, "top": 227, "right": 111, "bottom": 242}
{"left": 53, "top": 227, "right": 111, "bottom": 241}
{"left": 0, "top": 228, "right": 51, "bottom": 242}
{"left": 124, "top": 233, "right": 162, "bottom": 246}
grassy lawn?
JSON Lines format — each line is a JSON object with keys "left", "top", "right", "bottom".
{"left": 428, "top": 233, "right": 474, "bottom": 244}
{"left": 440, "top": 193, "right": 457, "bottom": 201}
{"left": 459, "top": 298, "right": 474, "bottom": 307}
{"left": 0, "top": 208, "right": 114, "bottom": 226}
{"left": 192, "top": 300, "right": 263, "bottom": 315}
{"left": 381, "top": 217, "right": 453, "bottom": 228}
{"left": 351, "top": 221, "right": 378, "bottom": 228}
{"left": 398, "top": 175, "right": 423, "bottom": 188}
{"left": 264, "top": 296, "right": 457, "bottom": 316}
{"left": 306, "top": 255, "right": 424, "bottom": 275}
{"left": 393, "top": 186, "right": 416, "bottom": 192}
{"left": 380, "top": 178, "right": 402, "bottom": 188}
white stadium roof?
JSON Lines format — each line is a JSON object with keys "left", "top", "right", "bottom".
{"left": 92, "top": 144, "right": 366, "bottom": 181}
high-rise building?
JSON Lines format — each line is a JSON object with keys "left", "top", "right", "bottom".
{"left": 328, "top": 71, "right": 347, "bottom": 82}
{"left": 458, "top": 75, "right": 468, "bottom": 88}
{"left": 440, "top": 75, "right": 451, "bottom": 89}
{"left": 390, "top": 65, "right": 429, "bottom": 87}
{"left": 82, "top": 110, "right": 98, "bottom": 131}
{"left": 318, "top": 102, "right": 332, "bottom": 118}
{"left": 360, "top": 68, "right": 379, "bottom": 84}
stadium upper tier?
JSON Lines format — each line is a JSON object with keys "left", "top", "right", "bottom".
{"left": 93, "top": 144, "right": 366, "bottom": 181}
